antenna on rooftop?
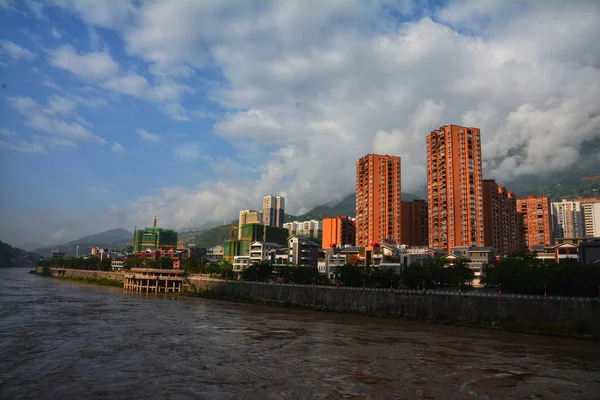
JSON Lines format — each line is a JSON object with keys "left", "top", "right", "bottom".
{"left": 153, "top": 216, "right": 157, "bottom": 228}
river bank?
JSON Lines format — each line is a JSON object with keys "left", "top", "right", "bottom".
{"left": 35, "top": 267, "right": 600, "bottom": 339}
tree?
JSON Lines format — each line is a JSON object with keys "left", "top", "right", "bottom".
{"left": 158, "top": 257, "right": 173, "bottom": 269}
{"left": 184, "top": 258, "right": 202, "bottom": 274}
{"left": 99, "top": 257, "right": 112, "bottom": 271}
{"left": 292, "top": 267, "right": 320, "bottom": 284}
{"left": 123, "top": 256, "right": 142, "bottom": 270}
{"left": 334, "top": 264, "right": 366, "bottom": 287}
{"left": 242, "top": 261, "right": 272, "bottom": 281}
{"left": 402, "top": 263, "right": 430, "bottom": 289}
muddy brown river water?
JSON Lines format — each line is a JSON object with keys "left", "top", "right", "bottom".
{"left": 1, "top": 269, "right": 599, "bottom": 399}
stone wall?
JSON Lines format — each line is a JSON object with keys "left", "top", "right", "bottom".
{"left": 191, "top": 279, "right": 600, "bottom": 336}
{"left": 37, "top": 267, "right": 124, "bottom": 282}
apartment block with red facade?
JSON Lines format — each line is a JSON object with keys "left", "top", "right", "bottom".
{"left": 517, "top": 196, "right": 553, "bottom": 250}
{"left": 401, "top": 199, "right": 428, "bottom": 246}
{"left": 355, "top": 154, "right": 402, "bottom": 247}
{"left": 482, "top": 179, "right": 524, "bottom": 256}
{"left": 427, "top": 125, "right": 484, "bottom": 252}
{"left": 322, "top": 216, "right": 356, "bottom": 249}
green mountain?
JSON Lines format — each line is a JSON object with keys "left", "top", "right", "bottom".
{"left": 33, "top": 228, "right": 133, "bottom": 257}
{"left": 0, "top": 241, "right": 43, "bottom": 268}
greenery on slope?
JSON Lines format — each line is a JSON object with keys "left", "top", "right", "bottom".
{"left": 0, "top": 240, "right": 42, "bottom": 268}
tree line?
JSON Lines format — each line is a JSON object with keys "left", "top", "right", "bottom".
{"left": 483, "top": 253, "right": 600, "bottom": 297}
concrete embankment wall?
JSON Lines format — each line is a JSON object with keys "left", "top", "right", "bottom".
{"left": 37, "top": 267, "right": 124, "bottom": 282}
{"left": 191, "top": 279, "right": 600, "bottom": 336}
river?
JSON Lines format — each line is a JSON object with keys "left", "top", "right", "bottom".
{"left": 0, "top": 268, "right": 599, "bottom": 399}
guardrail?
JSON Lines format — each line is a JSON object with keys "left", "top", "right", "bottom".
{"left": 188, "top": 276, "right": 599, "bottom": 302}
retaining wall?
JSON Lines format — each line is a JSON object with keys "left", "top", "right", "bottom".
{"left": 37, "top": 267, "right": 124, "bottom": 282}
{"left": 191, "top": 279, "right": 600, "bottom": 336}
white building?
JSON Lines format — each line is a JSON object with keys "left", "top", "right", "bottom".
{"left": 249, "top": 241, "right": 282, "bottom": 264}
{"left": 317, "top": 254, "right": 346, "bottom": 278}
{"left": 283, "top": 220, "right": 322, "bottom": 239}
{"left": 233, "top": 256, "right": 251, "bottom": 272}
{"left": 582, "top": 201, "right": 600, "bottom": 237}
{"left": 551, "top": 200, "right": 585, "bottom": 238}
{"left": 111, "top": 254, "right": 125, "bottom": 271}
{"left": 206, "top": 245, "right": 224, "bottom": 263}
{"left": 288, "top": 236, "right": 322, "bottom": 267}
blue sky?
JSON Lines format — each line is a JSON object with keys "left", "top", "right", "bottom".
{"left": 1, "top": 0, "right": 599, "bottom": 246}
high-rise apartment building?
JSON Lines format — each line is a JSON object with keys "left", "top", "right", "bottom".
{"left": 263, "top": 195, "right": 285, "bottom": 228}
{"left": 401, "top": 200, "right": 428, "bottom": 246}
{"left": 238, "top": 209, "right": 263, "bottom": 239}
{"left": 551, "top": 200, "right": 585, "bottom": 238}
{"left": 283, "top": 220, "right": 322, "bottom": 239}
{"left": 482, "top": 180, "right": 524, "bottom": 256}
{"left": 517, "top": 196, "right": 553, "bottom": 250}
{"left": 427, "top": 125, "right": 484, "bottom": 252}
{"left": 355, "top": 154, "right": 402, "bottom": 247}
{"left": 581, "top": 198, "right": 600, "bottom": 237}
{"left": 322, "top": 216, "right": 356, "bottom": 249}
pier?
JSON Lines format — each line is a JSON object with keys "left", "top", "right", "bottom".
{"left": 123, "top": 268, "right": 184, "bottom": 293}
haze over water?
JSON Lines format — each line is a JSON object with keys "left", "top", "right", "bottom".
{"left": 1, "top": 269, "right": 599, "bottom": 400}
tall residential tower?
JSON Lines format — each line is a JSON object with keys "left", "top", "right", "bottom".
{"left": 517, "top": 196, "right": 553, "bottom": 250}
{"left": 263, "top": 195, "right": 285, "bottom": 228}
{"left": 355, "top": 154, "right": 402, "bottom": 247}
{"left": 427, "top": 125, "right": 484, "bottom": 252}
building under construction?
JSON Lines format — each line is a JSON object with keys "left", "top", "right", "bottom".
{"left": 133, "top": 216, "right": 178, "bottom": 252}
{"left": 224, "top": 223, "right": 289, "bottom": 262}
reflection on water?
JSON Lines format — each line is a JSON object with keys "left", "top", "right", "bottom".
{"left": 1, "top": 269, "right": 599, "bottom": 399}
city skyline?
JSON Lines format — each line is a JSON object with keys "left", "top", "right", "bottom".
{"left": 1, "top": 1, "right": 600, "bottom": 246}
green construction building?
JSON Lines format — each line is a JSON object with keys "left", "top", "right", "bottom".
{"left": 224, "top": 223, "right": 289, "bottom": 261}
{"left": 133, "top": 220, "right": 178, "bottom": 252}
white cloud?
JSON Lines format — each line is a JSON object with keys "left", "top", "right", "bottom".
{"left": 48, "top": 0, "right": 134, "bottom": 29}
{"left": 0, "top": 128, "right": 15, "bottom": 137}
{"left": 49, "top": 45, "right": 119, "bottom": 81}
{"left": 47, "top": 95, "right": 77, "bottom": 115}
{"left": 47, "top": 0, "right": 600, "bottom": 228}
{"left": 50, "top": 27, "right": 62, "bottom": 39}
{"left": 42, "top": 76, "right": 59, "bottom": 89}
{"left": 0, "top": 139, "right": 46, "bottom": 153}
{"left": 0, "top": 40, "right": 37, "bottom": 60}
{"left": 9, "top": 96, "right": 105, "bottom": 144}
{"left": 138, "top": 128, "right": 159, "bottom": 142}
{"left": 111, "top": 142, "right": 126, "bottom": 153}
{"left": 49, "top": 229, "right": 67, "bottom": 243}
{"left": 172, "top": 143, "right": 201, "bottom": 162}
{"left": 215, "top": 110, "right": 282, "bottom": 139}
{"left": 48, "top": 45, "right": 190, "bottom": 119}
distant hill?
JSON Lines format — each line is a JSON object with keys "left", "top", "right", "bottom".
{"left": 0, "top": 241, "right": 43, "bottom": 268}
{"left": 17, "top": 242, "right": 45, "bottom": 252}
{"left": 33, "top": 228, "right": 133, "bottom": 257}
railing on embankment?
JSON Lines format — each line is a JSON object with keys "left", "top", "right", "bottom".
{"left": 187, "top": 277, "right": 600, "bottom": 336}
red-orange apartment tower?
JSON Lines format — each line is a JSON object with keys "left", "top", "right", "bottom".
{"left": 427, "top": 125, "right": 484, "bottom": 252}
{"left": 483, "top": 179, "right": 525, "bottom": 256}
{"left": 401, "top": 200, "right": 428, "bottom": 246}
{"left": 322, "top": 216, "right": 355, "bottom": 249}
{"left": 517, "top": 196, "right": 553, "bottom": 250}
{"left": 355, "top": 154, "right": 402, "bottom": 247}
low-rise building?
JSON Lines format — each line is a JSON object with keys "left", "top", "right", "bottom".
{"left": 450, "top": 247, "right": 496, "bottom": 287}
{"left": 249, "top": 241, "right": 282, "bottom": 264}
{"left": 532, "top": 243, "right": 579, "bottom": 264}
{"left": 206, "top": 245, "right": 224, "bottom": 263}
{"left": 233, "top": 256, "right": 252, "bottom": 272}
{"left": 318, "top": 254, "right": 347, "bottom": 279}
{"left": 288, "top": 236, "right": 323, "bottom": 267}
{"left": 580, "top": 238, "right": 600, "bottom": 265}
